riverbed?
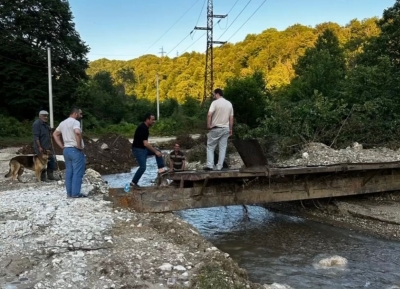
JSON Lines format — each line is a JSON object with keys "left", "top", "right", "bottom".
{"left": 103, "top": 158, "right": 400, "bottom": 289}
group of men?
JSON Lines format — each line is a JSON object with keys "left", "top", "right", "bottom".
{"left": 130, "top": 87, "right": 234, "bottom": 188}
{"left": 34, "top": 107, "right": 86, "bottom": 198}
{"left": 34, "top": 87, "right": 233, "bottom": 196}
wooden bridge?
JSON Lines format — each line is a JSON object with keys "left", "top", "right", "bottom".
{"left": 107, "top": 161, "right": 400, "bottom": 212}
{"left": 107, "top": 139, "right": 400, "bottom": 212}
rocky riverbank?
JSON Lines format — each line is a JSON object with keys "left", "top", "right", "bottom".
{"left": 0, "top": 146, "right": 285, "bottom": 289}
{"left": 267, "top": 142, "right": 400, "bottom": 241}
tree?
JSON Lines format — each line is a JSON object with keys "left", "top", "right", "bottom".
{"left": 359, "top": 0, "right": 400, "bottom": 69}
{"left": 224, "top": 71, "right": 268, "bottom": 128}
{"left": 0, "top": 0, "right": 89, "bottom": 120}
{"left": 288, "top": 29, "right": 346, "bottom": 101}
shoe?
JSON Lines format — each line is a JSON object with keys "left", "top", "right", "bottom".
{"left": 130, "top": 182, "right": 142, "bottom": 190}
{"left": 70, "top": 194, "right": 87, "bottom": 198}
{"left": 158, "top": 168, "right": 169, "bottom": 174}
{"left": 203, "top": 166, "right": 213, "bottom": 171}
{"left": 47, "top": 170, "right": 60, "bottom": 181}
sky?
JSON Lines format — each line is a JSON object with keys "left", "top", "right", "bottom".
{"left": 68, "top": 0, "right": 396, "bottom": 61}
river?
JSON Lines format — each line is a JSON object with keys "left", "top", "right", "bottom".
{"left": 102, "top": 158, "right": 400, "bottom": 289}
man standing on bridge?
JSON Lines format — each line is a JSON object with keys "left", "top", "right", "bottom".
{"left": 130, "top": 112, "right": 168, "bottom": 189}
{"left": 204, "top": 88, "right": 234, "bottom": 171}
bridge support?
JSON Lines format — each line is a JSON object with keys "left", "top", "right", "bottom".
{"left": 107, "top": 169, "right": 400, "bottom": 213}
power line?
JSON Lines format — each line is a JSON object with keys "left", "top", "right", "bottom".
{"left": 226, "top": 0, "right": 241, "bottom": 15}
{"left": 166, "top": 0, "right": 240, "bottom": 57}
{"left": 226, "top": 0, "right": 267, "bottom": 42}
{"left": 166, "top": 33, "right": 192, "bottom": 56}
{"left": 180, "top": 32, "right": 206, "bottom": 55}
{"left": 194, "top": 0, "right": 207, "bottom": 28}
{"left": 166, "top": 0, "right": 206, "bottom": 57}
{"left": 142, "top": 0, "right": 201, "bottom": 54}
{"left": 217, "top": 0, "right": 252, "bottom": 41}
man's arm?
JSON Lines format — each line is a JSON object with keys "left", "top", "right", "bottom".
{"left": 32, "top": 122, "right": 43, "bottom": 154}
{"left": 182, "top": 159, "right": 186, "bottom": 170}
{"left": 53, "top": 130, "right": 64, "bottom": 149}
{"left": 74, "top": 128, "right": 83, "bottom": 150}
{"left": 207, "top": 111, "right": 213, "bottom": 129}
{"left": 229, "top": 115, "right": 234, "bottom": 136}
{"left": 143, "top": 140, "right": 162, "bottom": 157}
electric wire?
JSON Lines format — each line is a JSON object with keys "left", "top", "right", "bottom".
{"left": 217, "top": 0, "right": 252, "bottom": 40}
{"left": 142, "top": 0, "right": 201, "bottom": 54}
{"left": 226, "top": 0, "right": 267, "bottom": 42}
{"left": 166, "top": 32, "right": 192, "bottom": 56}
{"left": 166, "top": 0, "right": 241, "bottom": 55}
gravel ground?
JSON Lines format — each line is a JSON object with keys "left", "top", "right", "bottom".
{"left": 0, "top": 147, "right": 281, "bottom": 289}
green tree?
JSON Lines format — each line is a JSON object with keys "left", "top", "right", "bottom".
{"left": 289, "top": 29, "right": 346, "bottom": 101}
{"left": 224, "top": 71, "right": 268, "bottom": 128}
{"left": 0, "top": 0, "right": 89, "bottom": 120}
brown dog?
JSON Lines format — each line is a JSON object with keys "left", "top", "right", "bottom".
{"left": 4, "top": 150, "right": 51, "bottom": 182}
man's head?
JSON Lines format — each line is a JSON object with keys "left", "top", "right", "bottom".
{"left": 213, "top": 88, "right": 223, "bottom": 99}
{"left": 173, "top": 143, "right": 180, "bottom": 152}
{"left": 39, "top": 110, "right": 49, "bottom": 122}
{"left": 144, "top": 112, "right": 156, "bottom": 127}
{"left": 70, "top": 107, "right": 83, "bottom": 121}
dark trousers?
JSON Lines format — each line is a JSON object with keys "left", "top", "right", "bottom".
{"left": 131, "top": 147, "right": 165, "bottom": 185}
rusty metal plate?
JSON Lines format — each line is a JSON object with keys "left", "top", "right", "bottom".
{"left": 232, "top": 139, "right": 268, "bottom": 168}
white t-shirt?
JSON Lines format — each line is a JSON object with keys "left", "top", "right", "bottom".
{"left": 55, "top": 117, "right": 84, "bottom": 148}
{"left": 209, "top": 97, "right": 234, "bottom": 128}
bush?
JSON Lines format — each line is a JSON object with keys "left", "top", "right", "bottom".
{"left": 89, "top": 122, "right": 137, "bottom": 138}
{"left": 0, "top": 115, "right": 31, "bottom": 137}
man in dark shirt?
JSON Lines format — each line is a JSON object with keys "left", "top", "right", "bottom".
{"left": 169, "top": 143, "right": 185, "bottom": 172}
{"left": 32, "top": 110, "right": 59, "bottom": 181}
{"left": 130, "top": 112, "right": 167, "bottom": 188}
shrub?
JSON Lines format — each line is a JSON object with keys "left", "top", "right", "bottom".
{"left": 0, "top": 115, "right": 31, "bottom": 137}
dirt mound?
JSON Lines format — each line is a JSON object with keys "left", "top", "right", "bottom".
{"left": 17, "top": 134, "right": 136, "bottom": 175}
{"left": 91, "top": 133, "right": 136, "bottom": 174}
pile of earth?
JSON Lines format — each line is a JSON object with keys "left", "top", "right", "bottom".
{"left": 17, "top": 134, "right": 136, "bottom": 174}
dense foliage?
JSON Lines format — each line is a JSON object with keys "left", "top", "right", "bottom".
{"left": 0, "top": 0, "right": 89, "bottom": 120}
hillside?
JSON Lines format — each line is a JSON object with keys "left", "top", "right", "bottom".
{"left": 88, "top": 18, "right": 379, "bottom": 103}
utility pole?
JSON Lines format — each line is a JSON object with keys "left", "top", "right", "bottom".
{"left": 47, "top": 46, "right": 54, "bottom": 128}
{"left": 156, "top": 46, "right": 165, "bottom": 120}
{"left": 194, "top": 0, "right": 226, "bottom": 103}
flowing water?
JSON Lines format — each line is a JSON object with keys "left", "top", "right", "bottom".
{"left": 103, "top": 159, "right": 400, "bottom": 289}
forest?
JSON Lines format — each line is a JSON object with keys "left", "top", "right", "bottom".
{"left": 1, "top": 0, "right": 400, "bottom": 152}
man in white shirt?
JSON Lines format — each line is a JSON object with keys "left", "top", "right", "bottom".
{"left": 53, "top": 107, "right": 86, "bottom": 198}
{"left": 204, "top": 88, "right": 234, "bottom": 171}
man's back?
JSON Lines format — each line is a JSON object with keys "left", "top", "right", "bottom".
{"left": 209, "top": 98, "right": 234, "bottom": 128}
{"left": 56, "top": 117, "right": 83, "bottom": 148}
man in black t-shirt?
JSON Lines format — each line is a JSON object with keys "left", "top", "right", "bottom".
{"left": 130, "top": 113, "right": 167, "bottom": 188}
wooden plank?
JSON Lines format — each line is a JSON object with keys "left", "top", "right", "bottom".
{"left": 241, "top": 162, "right": 400, "bottom": 175}
{"left": 108, "top": 170, "right": 400, "bottom": 213}
{"left": 163, "top": 161, "right": 400, "bottom": 182}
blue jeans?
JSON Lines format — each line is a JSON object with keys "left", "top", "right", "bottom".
{"left": 63, "top": 147, "right": 86, "bottom": 197}
{"left": 131, "top": 147, "right": 165, "bottom": 185}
